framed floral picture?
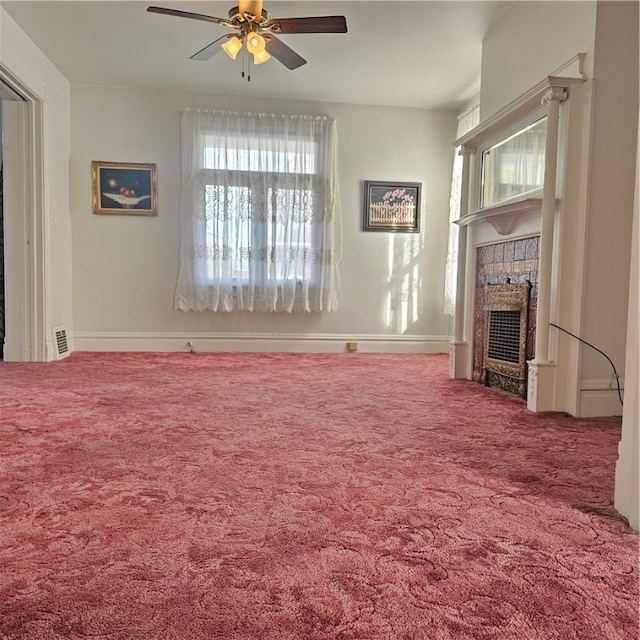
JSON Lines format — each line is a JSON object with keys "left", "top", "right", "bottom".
{"left": 92, "top": 161, "right": 158, "bottom": 216}
{"left": 363, "top": 180, "right": 421, "bottom": 232}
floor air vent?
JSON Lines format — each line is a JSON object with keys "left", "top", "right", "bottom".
{"left": 53, "top": 326, "right": 70, "bottom": 359}
{"left": 482, "top": 279, "right": 531, "bottom": 398}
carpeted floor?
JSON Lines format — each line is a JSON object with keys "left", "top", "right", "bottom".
{"left": 0, "top": 352, "right": 638, "bottom": 639}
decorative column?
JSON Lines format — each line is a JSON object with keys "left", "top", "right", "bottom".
{"left": 527, "top": 87, "right": 568, "bottom": 411}
{"left": 450, "top": 144, "right": 475, "bottom": 378}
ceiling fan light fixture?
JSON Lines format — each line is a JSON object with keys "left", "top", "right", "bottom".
{"left": 221, "top": 35, "right": 243, "bottom": 59}
{"left": 253, "top": 49, "right": 271, "bottom": 65}
{"left": 238, "top": 0, "right": 263, "bottom": 19}
{"left": 148, "top": 2, "right": 347, "bottom": 74}
{"left": 246, "top": 32, "right": 266, "bottom": 54}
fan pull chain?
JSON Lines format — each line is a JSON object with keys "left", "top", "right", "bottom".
{"left": 239, "top": 44, "right": 250, "bottom": 82}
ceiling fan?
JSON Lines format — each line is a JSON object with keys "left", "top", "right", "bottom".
{"left": 147, "top": 0, "right": 348, "bottom": 76}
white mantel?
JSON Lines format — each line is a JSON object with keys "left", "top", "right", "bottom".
{"left": 455, "top": 191, "right": 543, "bottom": 237}
{"left": 449, "top": 74, "right": 606, "bottom": 417}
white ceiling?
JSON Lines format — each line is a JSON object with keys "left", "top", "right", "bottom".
{"left": 2, "top": 1, "right": 512, "bottom": 109}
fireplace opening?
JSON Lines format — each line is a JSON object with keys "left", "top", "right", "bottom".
{"left": 487, "top": 310, "right": 522, "bottom": 363}
{"left": 482, "top": 279, "right": 531, "bottom": 398}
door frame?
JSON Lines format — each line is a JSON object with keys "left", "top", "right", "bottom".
{"left": 0, "top": 64, "right": 47, "bottom": 361}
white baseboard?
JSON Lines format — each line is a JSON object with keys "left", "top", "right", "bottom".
{"left": 72, "top": 332, "right": 451, "bottom": 354}
{"left": 579, "top": 378, "right": 625, "bottom": 417}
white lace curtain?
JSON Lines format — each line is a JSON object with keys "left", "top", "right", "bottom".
{"left": 175, "top": 109, "right": 341, "bottom": 313}
{"left": 481, "top": 118, "right": 547, "bottom": 207}
{"left": 444, "top": 103, "right": 480, "bottom": 315}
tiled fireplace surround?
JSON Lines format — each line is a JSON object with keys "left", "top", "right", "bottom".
{"left": 473, "top": 237, "right": 540, "bottom": 386}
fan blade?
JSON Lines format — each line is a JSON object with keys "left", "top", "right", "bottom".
{"left": 264, "top": 35, "right": 307, "bottom": 70}
{"left": 147, "top": 6, "right": 228, "bottom": 26}
{"left": 265, "top": 16, "right": 347, "bottom": 34}
{"left": 190, "top": 35, "right": 229, "bottom": 61}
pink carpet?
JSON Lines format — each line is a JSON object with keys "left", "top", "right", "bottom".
{"left": 0, "top": 352, "right": 637, "bottom": 639}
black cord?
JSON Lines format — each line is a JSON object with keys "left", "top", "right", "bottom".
{"left": 549, "top": 322, "right": 623, "bottom": 406}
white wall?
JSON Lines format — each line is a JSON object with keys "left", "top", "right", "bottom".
{"left": 580, "top": 0, "right": 638, "bottom": 394}
{"left": 0, "top": 8, "right": 73, "bottom": 359}
{"left": 615, "top": 109, "right": 639, "bottom": 530}
{"left": 480, "top": 1, "right": 597, "bottom": 121}
{"left": 70, "top": 86, "right": 456, "bottom": 351}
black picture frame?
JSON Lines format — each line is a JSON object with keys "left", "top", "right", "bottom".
{"left": 363, "top": 180, "right": 421, "bottom": 232}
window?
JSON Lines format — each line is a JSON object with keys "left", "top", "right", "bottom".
{"left": 202, "top": 135, "right": 318, "bottom": 284}
{"left": 444, "top": 101, "right": 480, "bottom": 315}
{"left": 481, "top": 117, "right": 547, "bottom": 208}
{"left": 203, "top": 184, "right": 314, "bottom": 283}
{"left": 175, "top": 110, "right": 341, "bottom": 313}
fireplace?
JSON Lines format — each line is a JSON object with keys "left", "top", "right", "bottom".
{"left": 482, "top": 279, "right": 532, "bottom": 398}
{"left": 473, "top": 238, "right": 539, "bottom": 386}
{"left": 449, "top": 75, "right": 603, "bottom": 415}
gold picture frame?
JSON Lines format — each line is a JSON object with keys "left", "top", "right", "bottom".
{"left": 92, "top": 161, "right": 158, "bottom": 216}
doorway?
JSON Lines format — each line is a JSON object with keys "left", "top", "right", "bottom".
{"left": 0, "top": 70, "right": 46, "bottom": 361}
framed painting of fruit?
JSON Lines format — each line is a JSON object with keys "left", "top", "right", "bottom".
{"left": 91, "top": 161, "right": 158, "bottom": 216}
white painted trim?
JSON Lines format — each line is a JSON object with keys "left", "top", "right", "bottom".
{"left": 581, "top": 377, "right": 625, "bottom": 392}
{"left": 551, "top": 80, "right": 594, "bottom": 416}
{"left": 579, "top": 378, "right": 625, "bottom": 417}
{"left": 0, "top": 46, "right": 46, "bottom": 104}
{"left": 456, "top": 76, "right": 586, "bottom": 151}
{"left": 0, "top": 80, "right": 23, "bottom": 101}
{"left": 0, "top": 64, "right": 48, "bottom": 361}
{"left": 456, "top": 194, "right": 543, "bottom": 236}
{"left": 615, "top": 100, "right": 640, "bottom": 531}
{"left": 72, "top": 332, "right": 451, "bottom": 354}
{"left": 527, "top": 360, "right": 557, "bottom": 413}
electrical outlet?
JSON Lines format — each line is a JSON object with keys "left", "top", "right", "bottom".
{"left": 346, "top": 342, "right": 358, "bottom": 352}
